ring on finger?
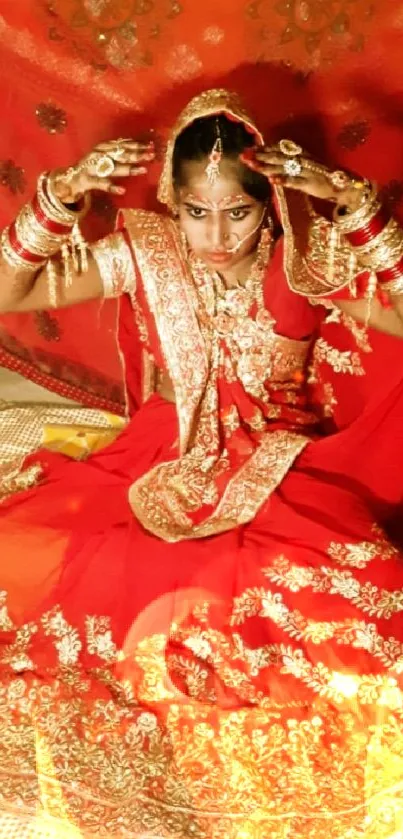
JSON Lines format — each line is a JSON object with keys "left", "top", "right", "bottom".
{"left": 109, "top": 145, "right": 127, "bottom": 161}
{"left": 328, "top": 169, "right": 352, "bottom": 191}
{"left": 279, "top": 139, "right": 303, "bottom": 157}
{"left": 94, "top": 154, "right": 115, "bottom": 178}
{"left": 283, "top": 157, "right": 303, "bottom": 177}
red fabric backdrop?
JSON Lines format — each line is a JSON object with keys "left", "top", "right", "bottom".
{"left": 0, "top": 0, "right": 402, "bottom": 411}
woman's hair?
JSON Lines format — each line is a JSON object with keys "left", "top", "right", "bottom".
{"left": 173, "top": 114, "right": 271, "bottom": 202}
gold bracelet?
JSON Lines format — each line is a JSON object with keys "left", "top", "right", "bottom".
{"left": 333, "top": 183, "right": 380, "bottom": 234}
{"left": 15, "top": 204, "right": 69, "bottom": 258}
{"left": 37, "top": 172, "right": 89, "bottom": 227}
{"left": 350, "top": 218, "right": 403, "bottom": 271}
{"left": 1, "top": 227, "right": 46, "bottom": 271}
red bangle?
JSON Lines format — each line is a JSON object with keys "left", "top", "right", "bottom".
{"left": 32, "top": 193, "right": 74, "bottom": 236}
{"left": 377, "top": 254, "right": 403, "bottom": 285}
{"left": 345, "top": 206, "right": 390, "bottom": 247}
{"left": 8, "top": 222, "right": 46, "bottom": 264}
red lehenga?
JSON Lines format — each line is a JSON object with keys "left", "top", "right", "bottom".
{"left": 1, "top": 92, "right": 403, "bottom": 839}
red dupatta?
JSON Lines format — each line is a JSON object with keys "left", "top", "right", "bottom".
{"left": 119, "top": 208, "right": 315, "bottom": 542}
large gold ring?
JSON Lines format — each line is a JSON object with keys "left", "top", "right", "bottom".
{"left": 94, "top": 155, "right": 115, "bottom": 178}
{"left": 279, "top": 139, "right": 303, "bottom": 157}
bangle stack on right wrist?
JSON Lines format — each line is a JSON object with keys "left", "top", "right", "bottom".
{"left": 1, "top": 172, "right": 90, "bottom": 306}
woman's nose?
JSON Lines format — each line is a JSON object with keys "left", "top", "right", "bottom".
{"left": 207, "top": 215, "right": 228, "bottom": 250}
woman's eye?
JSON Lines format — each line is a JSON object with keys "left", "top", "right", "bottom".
{"left": 188, "top": 206, "right": 207, "bottom": 219}
{"left": 229, "top": 208, "right": 249, "bottom": 220}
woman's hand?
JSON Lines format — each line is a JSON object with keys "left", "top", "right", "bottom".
{"left": 241, "top": 141, "right": 366, "bottom": 212}
{"left": 51, "top": 138, "right": 155, "bottom": 204}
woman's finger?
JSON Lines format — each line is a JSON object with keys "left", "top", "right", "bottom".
{"left": 94, "top": 163, "right": 147, "bottom": 179}
{"left": 95, "top": 141, "right": 154, "bottom": 155}
{"left": 81, "top": 176, "right": 125, "bottom": 195}
{"left": 254, "top": 151, "right": 291, "bottom": 167}
{"left": 81, "top": 166, "right": 148, "bottom": 193}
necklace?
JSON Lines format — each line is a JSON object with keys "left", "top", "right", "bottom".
{"left": 189, "top": 226, "right": 272, "bottom": 321}
{"left": 188, "top": 229, "right": 277, "bottom": 399}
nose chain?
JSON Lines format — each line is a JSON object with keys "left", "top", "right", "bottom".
{"left": 214, "top": 226, "right": 272, "bottom": 314}
{"left": 189, "top": 227, "right": 273, "bottom": 320}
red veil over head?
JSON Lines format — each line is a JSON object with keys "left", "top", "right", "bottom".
{"left": 0, "top": 0, "right": 402, "bottom": 412}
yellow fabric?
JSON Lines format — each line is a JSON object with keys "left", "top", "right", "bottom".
{"left": 42, "top": 413, "right": 125, "bottom": 459}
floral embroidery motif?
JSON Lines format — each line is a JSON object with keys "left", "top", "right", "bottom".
{"left": 86, "top": 616, "right": 118, "bottom": 663}
{"left": 313, "top": 337, "right": 365, "bottom": 376}
{"left": 328, "top": 526, "right": 397, "bottom": 569}
{"left": 262, "top": 556, "right": 403, "bottom": 620}
{"left": 42, "top": 608, "right": 82, "bottom": 666}
{"left": 321, "top": 381, "right": 337, "bottom": 417}
{"left": 0, "top": 585, "right": 402, "bottom": 835}
{"left": 42, "top": 0, "right": 182, "bottom": 70}
{"left": 0, "top": 159, "right": 26, "bottom": 194}
{"left": 35, "top": 101, "right": 68, "bottom": 134}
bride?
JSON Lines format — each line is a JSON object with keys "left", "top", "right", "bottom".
{"left": 0, "top": 88, "right": 403, "bottom": 838}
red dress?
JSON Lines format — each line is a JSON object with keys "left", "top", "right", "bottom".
{"left": 0, "top": 213, "right": 403, "bottom": 839}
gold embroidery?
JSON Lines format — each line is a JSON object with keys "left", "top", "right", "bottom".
{"left": 310, "top": 298, "right": 372, "bottom": 354}
{"left": 339, "top": 311, "right": 372, "bottom": 353}
{"left": 124, "top": 210, "right": 208, "bottom": 456}
{"left": 275, "top": 188, "right": 362, "bottom": 300}
{"left": 0, "top": 589, "right": 402, "bottom": 836}
{"left": 131, "top": 287, "right": 149, "bottom": 345}
{"left": 229, "top": 587, "right": 403, "bottom": 673}
{"left": 122, "top": 210, "right": 313, "bottom": 541}
{"left": 42, "top": 609, "right": 82, "bottom": 667}
{"left": 313, "top": 337, "right": 365, "bottom": 376}
{"left": 85, "top": 616, "right": 118, "bottom": 663}
{"left": 262, "top": 556, "right": 403, "bottom": 619}
{"left": 141, "top": 348, "right": 157, "bottom": 404}
{"left": 328, "top": 527, "right": 397, "bottom": 569}
{"left": 173, "top": 620, "right": 403, "bottom": 709}
{"left": 322, "top": 381, "right": 338, "bottom": 417}
{"left": 90, "top": 232, "right": 136, "bottom": 298}
{"left": 220, "top": 404, "right": 241, "bottom": 435}
{"left": 0, "top": 403, "right": 126, "bottom": 500}
{"left": 0, "top": 459, "right": 42, "bottom": 502}
{"left": 131, "top": 430, "right": 308, "bottom": 541}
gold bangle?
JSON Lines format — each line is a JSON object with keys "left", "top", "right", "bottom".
{"left": 15, "top": 204, "right": 69, "bottom": 258}
{"left": 1, "top": 227, "right": 46, "bottom": 271}
{"left": 47, "top": 172, "right": 91, "bottom": 221}
{"left": 333, "top": 183, "right": 380, "bottom": 234}
{"left": 350, "top": 218, "right": 403, "bottom": 271}
{"left": 37, "top": 172, "right": 89, "bottom": 227}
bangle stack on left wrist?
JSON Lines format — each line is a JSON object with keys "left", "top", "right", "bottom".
{"left": 333, "top": 181, "right": 403, "bottom": 295}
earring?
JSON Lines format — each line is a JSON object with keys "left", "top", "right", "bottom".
{"left": 264, "top": 213, "right": 274, "bottom": 234}
{"left": 180, "top": 230, "right": 188, "bottom": 253}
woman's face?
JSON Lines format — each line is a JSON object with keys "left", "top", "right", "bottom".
{"left": 176, "top": 158, "right": 266, "bottom": 272}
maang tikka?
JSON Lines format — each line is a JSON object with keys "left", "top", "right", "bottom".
{"left": 205, "top": 119, "right": 223, "bottom": 186}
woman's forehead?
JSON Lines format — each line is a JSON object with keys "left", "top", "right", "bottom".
{"left": 178, "top": 159, "right": 250, "bottom": 205}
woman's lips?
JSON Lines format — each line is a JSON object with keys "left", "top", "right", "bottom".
{"left": 205, "top": 251, "right": 232, "bottom": 264}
